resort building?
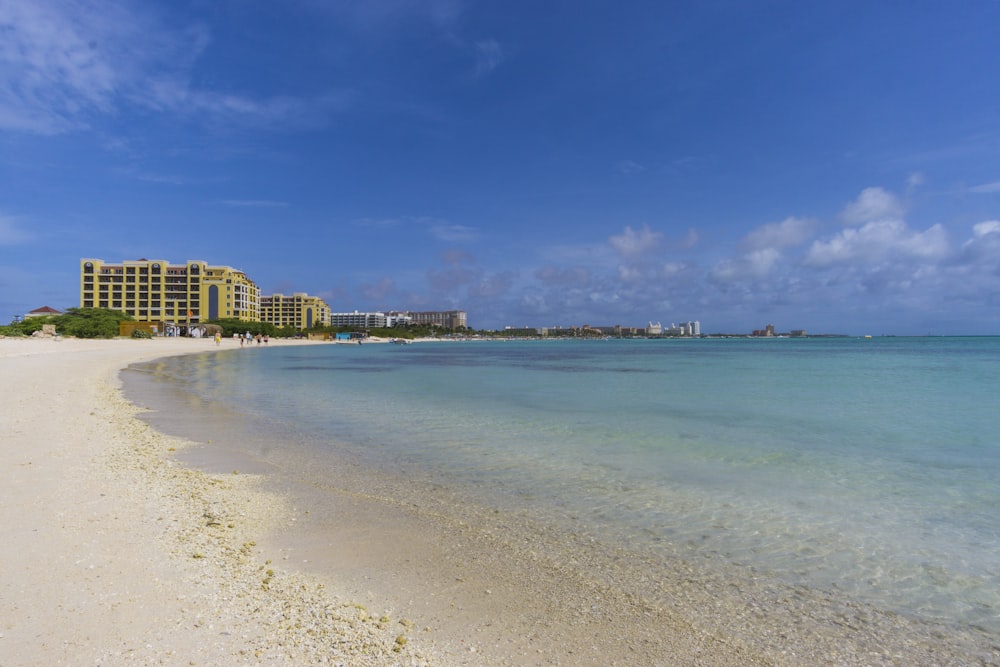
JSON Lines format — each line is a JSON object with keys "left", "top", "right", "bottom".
{"left": 260, "top": 292, "right": 331, "bottom": 330}
{"left": 80, "top": 258, "right": 467, "bottom": 334}
{"left": 328, "top": 310, "right": 469, "bottom": 330}
{"left": 329, "top": 311, "right": 388, "bottom": 329}
{"left": 80, "top": 259, "right": 260, "bottom": 332}
{"left": 405, "top": 310, "right": 467, "bottom": 329}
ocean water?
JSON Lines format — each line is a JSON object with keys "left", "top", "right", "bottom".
{"left": 129, "top": 336, "right": 1000, "bottom": 640}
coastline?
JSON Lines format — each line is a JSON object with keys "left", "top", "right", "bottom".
{"left": 3, "top": 336, "right": 997, "bottom": 666}
{"left": 0, "top": 336, "right": 434, "bottom": 666}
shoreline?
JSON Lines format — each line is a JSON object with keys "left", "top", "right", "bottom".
{"left": 3, "top": 336, "right": 998, "bottom": 666}
{"left": 124, "top": 338, "right": 1000, "bottom": 666}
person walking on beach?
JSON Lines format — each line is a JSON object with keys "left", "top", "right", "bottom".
{"left": 214, "top": 332, "right": 221, "bottom": 346}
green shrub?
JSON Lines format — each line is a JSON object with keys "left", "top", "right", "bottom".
{"left": 52, "top": 308, "right": 133, "bottom": 339}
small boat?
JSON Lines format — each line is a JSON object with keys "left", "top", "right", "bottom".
{"left": 390, "top": 338, "right": 412, "bottom": 344}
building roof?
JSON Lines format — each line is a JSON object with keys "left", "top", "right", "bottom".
{"left": 28, "top": 306, "right": 62, "bottom": 315}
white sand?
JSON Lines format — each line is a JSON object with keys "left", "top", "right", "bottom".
{"left": 0, "top": 336, "right": 433, "bottom": 666}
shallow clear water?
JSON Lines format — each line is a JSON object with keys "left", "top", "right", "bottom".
{"left": 134, "top": 336, "right": 1000, "bottom": 634}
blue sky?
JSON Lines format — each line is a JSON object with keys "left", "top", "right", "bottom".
{"left": 3, "top": 1, "right": 1000, "bottom": 334}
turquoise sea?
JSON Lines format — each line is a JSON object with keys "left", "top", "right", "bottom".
{"left": 127, "top": 336, "right": 1000, "bottom": 650}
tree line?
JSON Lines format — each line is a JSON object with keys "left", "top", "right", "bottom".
{"left": 1, "top": 308, "right": 472, "bottom": 340}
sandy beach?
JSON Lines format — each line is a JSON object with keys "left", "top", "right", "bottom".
{"left": 0, "top": 336, "right": 438, "bottom": 666}
{"left": 3, "top": 335, "right": 997, "bottom": 667}
{"left": 0, "top": 335, "right": 753, "bottom": 667}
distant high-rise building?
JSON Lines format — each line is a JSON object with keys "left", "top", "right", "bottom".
{"left": 680, "top": 321, "right": 701, "bottom": 336}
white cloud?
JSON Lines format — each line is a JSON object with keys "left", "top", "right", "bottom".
{"left": 741, "top": 216, "right": 817, "bottom": 251}
{"left": 900, "top": 224, "right": 949, "bottom": 258}
{"left": 959, "top": 220, "right": 1000, "bottom": 261}
{"left": 840, "top": 187, "right": 904, "bottom": 225}
{"left": 609, "top": 225, "right": 663, "bottom": 258}
{"left": 805, "top": 219, "right": 948, "bottom": 267}
{"left": 972, "top": 220, "right": 1000, "bottom": 237}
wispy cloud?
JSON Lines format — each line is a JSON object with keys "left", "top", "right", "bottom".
{"left": 469, "top": 271, "right": 515, "bottom": 298}
{"left": 427, "top": 265, "right": 480, "bottom": 289}
{"left": 0, "top": 214, "right": 33, "bottom": 245}
{"left": 535, "top": 266, "right": 592, "bottom": 287}
{"left": 430, "top": 222, "right": 479, "bottom": 242}
{"left": 614, "top": 160, "right": 645, "bottom": 176}
{"left": 219, "top": 199, "right": 289, "bottom": 208}
{"left": 474, "top": 39, "right": 505, "bottom": 76}
{"left": 741, "top": 216, "right": 817, "bottom": 251}
{"left": 968, "top": 181, "right": 1000, "bottom": 194}
{"left": 135, "top": 173, "right": 185, "bottom": 186}
{"left": 710, "top": 247, "right": 781, "bottom": 283}
{"left": 608, "top": 225, "right": 663, "bottom": 258}
{"left": 328, "top": 0, "right": 463, "bottom": 32}
{"left": 359, "top": 276, "right": 396, "bottom": 302}
{"left": 0, "top": 0, "right": 348, "bottom": 134}
{"left": 353, "top": 217, "right": 403, "bottom": 228}
{"left": 352, "top": 215, "right": 480, "bottom": 243}
{"left": 0, "top": 0, "right": 129, "bottom": 133}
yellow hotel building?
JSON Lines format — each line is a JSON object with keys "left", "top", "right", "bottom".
{"left": 80, "top": 258, "right": 260, "bottom": 328}
{"left": 260, "top": 293, "right": 331, "bottom": 330}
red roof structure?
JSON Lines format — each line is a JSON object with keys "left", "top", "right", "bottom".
{"left": 27, "top": 306, "right": 62, "bottom": 316}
